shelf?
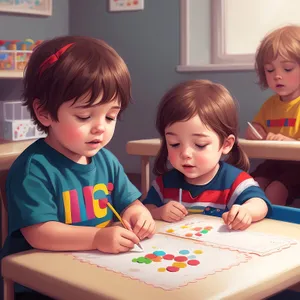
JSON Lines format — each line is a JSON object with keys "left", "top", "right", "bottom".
{"left": 0, "top": 71, "right": 24, "bottom": 79}
{"left": 0, "top": 139, "right": 36, "bottom": 172}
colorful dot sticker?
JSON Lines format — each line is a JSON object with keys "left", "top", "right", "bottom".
{"left": 166, "top": 229, "right": 174, "bottom": 233}
{"left": 166, "top": 266, "right": 180, "bottom": 272}
{"left": 188, "top": 255, "right": 197, "bottom": 259}
{"left": 201, "top": 230, "right": 209, "bottom": 234}
{"left": 195, "top": 232, "right": 202, "bottom": 237}
{"left": 187, "top": 259, "right": 200, "bottom": 266}
{"left": 157, "top": 267, "right": 166, "bottom": 272}
{"left": 193, "top": 227, "right": 202, "bottom": 231}
{"left": 172, "top": 262, "right": 187, "bottom": 268}
{"left": 174, "top": 256, "right": 188, "bottom": 262}
{"left": 179, "top": 249, "right": 190, "bottom": 255}
{"left": 145, "top": 253, "right": 157, "bottom": 259}
{"left": 163, "top": 254, "right": 175, "bottom": 260}
{"left": 185, "top": 233, "right": 193, "bottom": 237}
{"left": 193, "top": 250, "right": 203, "bottom": 254}
{"left": 153, "top": 250, "right": 166, "bottom": 256}
{"left": 132, "top": 257, "right": 152, "bottom": 264}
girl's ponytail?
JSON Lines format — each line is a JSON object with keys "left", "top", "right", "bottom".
{"left": 225, "top": 142, "right": 250, "bottom": 172}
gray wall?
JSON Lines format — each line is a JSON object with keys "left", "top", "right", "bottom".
{"left": 69, "top": 0, "right": 271, "bottom": 174}
{"left": 0, "top": 0, "right": 69, "bottom": 100}
{"left": 1, "top": 0, "right": 269, "bottom": 174}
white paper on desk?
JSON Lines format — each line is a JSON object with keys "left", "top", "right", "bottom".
{"left": 71, "top": 234, "right": 249, "bottom": 290}
{"left": 159, "top": 218, "right": 298, "bottom": 256}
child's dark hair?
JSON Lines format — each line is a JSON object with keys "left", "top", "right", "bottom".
{"left": 154, "top": 79, "right": 249, "bottom": 175}
{"left": 23, "top": 35, "right": 131, "bottom": 133}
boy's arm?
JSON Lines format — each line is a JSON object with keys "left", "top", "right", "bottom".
{"left": 245, "top": 122, "right": 267, "bottom": 140}
{"left": 21, "top": 221, "right": 100, "bottom": 251}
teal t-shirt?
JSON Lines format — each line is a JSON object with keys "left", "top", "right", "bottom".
{"left": 1, "top": 139, "right": 141, "bottom": 292}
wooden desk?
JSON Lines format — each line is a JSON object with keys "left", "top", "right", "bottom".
{"left": 2, "top": 215, "right": 300, "bottom": 300}
{"left": 126, "top": 138, "right": 300, "bottom": 198}
{"left": 0, "top": 139, "right": 35, "bottom": 172}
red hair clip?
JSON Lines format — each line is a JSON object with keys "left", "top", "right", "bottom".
{"left": 38, "top": 43, "right": 74, "bottom": 76}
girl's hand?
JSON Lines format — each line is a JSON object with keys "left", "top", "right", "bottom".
{"left": 93, "top": 226, "right": 140, "bottom": 254}
{"left": 156, "top": 201, "right": 188, "bottom": 223}
{"left": 222, "top": 204, "right": 252, "bottom": 230}
{"left": 266, "top": 132, "right": 295, "bottom": 141}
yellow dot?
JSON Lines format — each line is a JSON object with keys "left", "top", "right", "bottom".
{"left": 152, "top": 246, "right": 157, "bottom": 249}
{"left": 194, "top": 250, "right": 203, "bottom": 254}
{"left": 166, "top": 229, "right": 174, "bottom": 233}
{"left": 180, "top": 225, "right": 189, "bottom": 229}
{"left": 172, "top": 262, "right": 187, "bottom": 268}
{"left": 157, "top": 268, "right": 166, "bottom": 272}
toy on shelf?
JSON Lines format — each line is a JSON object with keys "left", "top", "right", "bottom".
{"left": 0, "top": 100, "right": 46, "bottom": 141}
{"left": 0, "top": 39, "right": 42, "bottom": 72}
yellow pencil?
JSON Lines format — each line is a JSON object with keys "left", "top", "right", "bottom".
{"left": 106, "top": 202, "right": 143, "bottom": 250}
{"left": 187, "top": 208, "right": 204, "bottom": 214}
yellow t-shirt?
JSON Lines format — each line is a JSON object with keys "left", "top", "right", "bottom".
{"left": 253, "top": 94, "right": 300, "bottom": 139}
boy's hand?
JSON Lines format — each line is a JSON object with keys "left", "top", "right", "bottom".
{"left": 222, "top": 204, "right": 252, "bottom": 230}
{"left": 122, "top": 201, "right": 156, "bottom": 240}
{"left": 93, "top": 226, "right": 140, "bottom": 254}
{"left": 266, "top": 132, "right": 295, "bottom": 141}
{"left": 246, "top": 123, "right": 267, "bottom": 140}
{"left": 156, "top": 201, "right": 188, "bottom": 223}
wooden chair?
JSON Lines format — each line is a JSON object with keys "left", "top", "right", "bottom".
{"left": 0, "top": 170, "right": 14, "bottom": 300}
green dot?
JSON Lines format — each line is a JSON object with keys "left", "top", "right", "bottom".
{"left": 132, "top": 258, "right": 138, "bottom": 262}
{"left": 201, "top": 230, "right": 209, "bottom": 234}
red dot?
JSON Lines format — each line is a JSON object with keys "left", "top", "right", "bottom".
{"left": 107, "top": 182, "right": 114, "bottom": 192}
{"left": 166, "top": 266, "right": 180, "bottom": 272}
{"left": 99, "top": 199, "right": 108, "bottom": 208}
{"left": 195, "top": 232, "right": 202, "bottom": 237}
{"left": 145, "top": 253, "right": 157, "bottom": 259}
{"left": 163, "top": 254, "right": 174, "bottom": 260}
{"left": 174, "top": 256, "right": 188, "bottom": 262}
{"left": 188, "top": 260, "right": 200, "bottom": 266}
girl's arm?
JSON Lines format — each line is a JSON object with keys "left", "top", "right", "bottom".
{"left": 241, "top": 197, "right": 268, "bottom": 221}
{"left": 144, "top": 204, "right": 161, "bottom": 220}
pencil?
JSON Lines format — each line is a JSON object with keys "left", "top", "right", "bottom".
{"left": 187, "top": 208, "right": 204, "bottom": 213}
{"left": 247, "top": 122, "right": 263, "bottom": 140}
{"left": 106, "top": 202, "right": 143, "bottom": 250}
{"left": 179, "top": 188, "right": 182, "bottom": 205}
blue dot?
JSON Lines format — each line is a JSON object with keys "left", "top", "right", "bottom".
{"left": 188, "top": 255, "right": 197, "bottom": 259}
{"left": 179, "top": 249, "right": 190, "bottom": 255}
{"left": 153, "top": 250, "right": 166, "bottom": 256}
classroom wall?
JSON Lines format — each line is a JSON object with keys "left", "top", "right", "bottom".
{"left": 0, "top": 0, "right": 69, "bottom": 101}
{"left": 69, "top": 0, "right": 271, "bottom": 174}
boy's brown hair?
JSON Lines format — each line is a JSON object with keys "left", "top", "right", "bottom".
{"left": 154, "top": 80, "right": 249, "bottom": 175}
{"left": 255, "top": 25, "right": 300, "bottom": 89}
{"left": 23, "top": 35, "right": 131, "bottom": 133}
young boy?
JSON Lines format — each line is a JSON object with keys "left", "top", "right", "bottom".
{"left": 246, "top": 25, "right": 300, "bottom": 207}
{"left": 1, "top": 36, "right": 155, "bottom": 299}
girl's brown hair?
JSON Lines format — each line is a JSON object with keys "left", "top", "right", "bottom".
{"left": 255, "top": 25, "right": 300, "bottom": 89}
{"left": 154, "top": 80, "right": 249, "bottom": 175}
{"left": 23, "top": 35, "right": 132, "bottom": 133}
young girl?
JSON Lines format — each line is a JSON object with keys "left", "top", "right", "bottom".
{"left": 246, "top": 25, "right": 300, "bottom": 207}
{"left": 1, "top": 36, "right": 155, "bottom": 300}
{"left": 143, "top": 80, "right": 271, "bottom": 230}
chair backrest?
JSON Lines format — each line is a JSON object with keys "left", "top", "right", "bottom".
{"left": 0, "top": 170, "right": 9, "bottom": 247}
{"left": 268, "top": 204, "right": 300, "bottom": 224}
